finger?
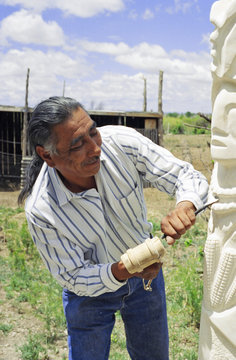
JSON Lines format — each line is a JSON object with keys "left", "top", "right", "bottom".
{"left": 169, "top": 216, "right": 187, "bottom": 235}
{"left": 177, "top": 207, "right": 196, "bottom": 228}
{"left": 161, "top": 212, "right": 181, "bottom": 238}
{"left": 173, "top": 209, "right": 194, "bottom": 233}
{"left": 161, "top": 220, "right": 182, "bottom": 239}
{"left": 162, "top": 209, "right": 195, "bottom": 238}
{"left": 166, "top": 236, "right": 175, "bottom": 245}
{"left": 141, "top": 262, "right": 163, "bottom": 280}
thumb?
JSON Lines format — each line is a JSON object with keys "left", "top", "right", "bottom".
{"left": 166, "top": 236, "right": 175, "bottom": 245}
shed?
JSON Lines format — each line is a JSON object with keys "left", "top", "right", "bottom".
{"left": 0, "top": 105, "right": 163, "bottom": 188}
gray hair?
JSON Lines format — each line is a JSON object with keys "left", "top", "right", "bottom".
{"left": 18, "top": 96, "right": 85, "bottom": 204}
{"left": 28, "top": 96, "right": 85, "bottom": 155}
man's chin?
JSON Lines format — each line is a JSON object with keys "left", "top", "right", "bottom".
{"left": 84, "top": 158, "right": 101, "bottom": 174}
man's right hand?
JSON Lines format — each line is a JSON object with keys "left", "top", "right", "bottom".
{"left": 111, "top": 261, "right": 162, "bottom": 282}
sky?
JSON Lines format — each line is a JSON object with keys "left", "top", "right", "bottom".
{"left": 0, "top": 0, "right": 216, "bottom": 113}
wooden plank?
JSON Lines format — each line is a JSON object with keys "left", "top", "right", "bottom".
{"left": 22, "top": 68, "right": 30, "bottom": 157}
{"left": 158, "top": 70, "right": 164, "bottom": 147}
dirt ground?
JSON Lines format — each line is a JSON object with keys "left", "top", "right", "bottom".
{"left": 0, "top": 134, "right": 212, "bottom": 360}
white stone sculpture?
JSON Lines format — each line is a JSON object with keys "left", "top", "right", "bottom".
{"left": 198, "top": 1, "right": 236, "bottom": 359}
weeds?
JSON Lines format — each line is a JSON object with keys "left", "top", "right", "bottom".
{"left": 0, "top": 207, "right": 66, "bottom": 358}
{"left": 0, "top": 322, "right": 13, "bottom": 335}
{"left": 0, "top": 207, "right": 208, "bottom": 359}
{"left": 18, "top": 332, "right": 48, "bottom": 360}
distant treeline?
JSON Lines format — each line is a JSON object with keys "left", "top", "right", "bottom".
{"left": 163, "top": 112, "right": 211, "bottom": 135}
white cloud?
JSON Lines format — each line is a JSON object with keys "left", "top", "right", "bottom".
{"left": 155, "top": 4, "right": 162, "bottom": 13}
{"left": 0, "top": 16, "right": 212, "bottom": 113}
{"left": 128, "top": 9, "right": 138, "bottom": 20}
{"left": 76, "top": 72, "right": 145, "bottom": 111}
{"left": 80, "top": 40, "right": 130, "bottom": 56}
{"left": 142, "top": 8, "right": 154, "bottom": 20}
{"left": 59, "top": 0, "right": 125, "bottom": 17}
{"left": 0, "top": 37, "right": 212, "bottom": 112}
{"left": 77, "top": 40, "right": 212, "bottom": 112}
{"left": 80, "top": 40, "right": 211, "bottom": 81}
{"left": 0, "top": 48, "right": 92, "bottom": 106}
{"left": 166, "top": 0, "right": 197, "bottom": 15}
{"left": 0, "top": 41, "right": 212, "bottom": 113}
{"left": 0, "top": 0, "right": 212, "bottom": 113}
{"left": 0, "top": 0, "right": 125, "bottom": 17}
{"left": 0, "top": 0, "right": 48, "bottom": 12}
{"left": 73, "top": 70, "right": 211, "bottom": 114}
{"left": 201, "top": 32, "right": 211, "bottom": 50}
{"left": 81, "top": 41, "right": 167, "bottom": 57}
{"left": 0, "top": 9, "right": 65, "bottom": 46}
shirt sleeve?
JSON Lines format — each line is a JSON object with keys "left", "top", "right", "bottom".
{"left": 114, "top": 127, "right": 209, "bottom": 210}
{"left": 25, "top": 211, "right": 126, "bottom": 297}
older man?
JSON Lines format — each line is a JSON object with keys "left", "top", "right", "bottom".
{"left": 19, "top": 96, "right": 208, "bottom": 360}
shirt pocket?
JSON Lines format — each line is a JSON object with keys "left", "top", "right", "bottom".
{"left": 113, "top": 185, "right": 146, "bottom": 224}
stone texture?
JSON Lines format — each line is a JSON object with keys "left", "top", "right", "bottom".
{"left": 198, "top": 1, "right": 236, "bottom": 359}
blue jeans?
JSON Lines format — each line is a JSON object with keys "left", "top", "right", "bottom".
{"left": 62, "top": 270, "right": 169, "bottom": 360}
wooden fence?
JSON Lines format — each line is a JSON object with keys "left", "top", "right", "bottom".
{"left": 0, "top": 111, "right": 24, "bottom": 186}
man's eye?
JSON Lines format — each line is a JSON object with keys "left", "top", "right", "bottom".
{"left": 91, "top": 129, "right": 98, "bottom": 137}
{"left": 71, "top": 143, "right": 83, "bottom": 151}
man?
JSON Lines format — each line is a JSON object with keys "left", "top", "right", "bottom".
{"left": 19, "top": 96, "right": 208, "bottom": 360}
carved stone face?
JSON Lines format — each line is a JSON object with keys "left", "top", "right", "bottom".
{"left": 211, "top": 85, "right": 236, "bottom": 162}
{"left": 210, "top": 0, "right": 236, "bottom": 79}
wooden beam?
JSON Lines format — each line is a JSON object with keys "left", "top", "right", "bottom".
{"left": 157, "top": 70, "right": 164, "bottom": 146}
{"left": 22, "top": 68, "right": 30, "bottom": 157}
{"left": 143, "top": 76, "right": 147, "bottom": 112}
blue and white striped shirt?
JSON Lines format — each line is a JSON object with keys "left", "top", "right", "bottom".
{"left": 25, "top": 126, "right": 208, "bottom": 297}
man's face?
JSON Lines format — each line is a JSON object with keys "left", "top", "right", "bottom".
{"left": 41, "top": 107, "right": 102, "bottom": 189}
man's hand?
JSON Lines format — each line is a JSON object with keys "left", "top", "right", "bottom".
{"left": 161, "top": 200, "right": 196, "bottom": 245}
{"left": 111, "top": 261, "right": 162, "bottom": 282}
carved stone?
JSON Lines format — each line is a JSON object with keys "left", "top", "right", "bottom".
{"left": 198, "top": 1, "right": 236, "bottom": 358}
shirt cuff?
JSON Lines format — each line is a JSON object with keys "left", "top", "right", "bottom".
{"left": 100, "top": 264, "right": 127, "bottom": 292}
{"left": 176, "top": 192, "right": 205, "bottom": 212}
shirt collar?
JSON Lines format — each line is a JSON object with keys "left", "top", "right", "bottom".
{"left": 47, "top": 154, "right": 106, "bottom": 207}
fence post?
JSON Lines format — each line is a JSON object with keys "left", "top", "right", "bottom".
{"left": 22, "top": 68, "right": 30, "bottom": 157}
{"left": 157, "top": 70, "right": 164, "bottom": 147}
{"left": 21, "top": 68, "right": 30, "bottom": 189}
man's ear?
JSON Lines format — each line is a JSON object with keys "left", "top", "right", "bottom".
{"left": 36, "top": 145, "right": 55, "bottom": 168}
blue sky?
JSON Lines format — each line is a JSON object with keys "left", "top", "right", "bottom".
{"left": 0, "top": 0, "right": 216, "bottom": 113}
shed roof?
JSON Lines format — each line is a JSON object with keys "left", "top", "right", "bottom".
{"left": 0, "top": 105, "right": 162, "bottom": 118}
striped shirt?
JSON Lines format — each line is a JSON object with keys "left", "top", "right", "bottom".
{"left": 25, "top": 125, "right": 208, "bottom": 297}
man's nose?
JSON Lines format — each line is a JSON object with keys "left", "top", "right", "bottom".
{"left": 87, "top": 137, "right": 101, "bottom": 155}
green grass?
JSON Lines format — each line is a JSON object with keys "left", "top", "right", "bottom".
{"left": 0, "top": 322, "right": 13, "bottom": 335}
{"left": 163, "top": 114, "right": 211, "bottom": 135}
{"left": 0, "top": 206, "right": 208, "bottom": 360}
{"left": 17, "top": 332, "right": 48, "bottom": 360}
{"left": 150, "top": 218, "right": 207, "bottom": 359}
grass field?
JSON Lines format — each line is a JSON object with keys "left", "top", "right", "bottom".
{"left": 0, "top": 134, "right": 212, "bottom": 360}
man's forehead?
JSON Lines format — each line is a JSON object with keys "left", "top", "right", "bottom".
{"left": 72, "top": 108, "right": 94, "bottom": 126}
{"left": 70, "top": 120, "right": 96, "bottom": 147}
{"left": 52, "top": 109, "right": 95, "bottom": 150}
